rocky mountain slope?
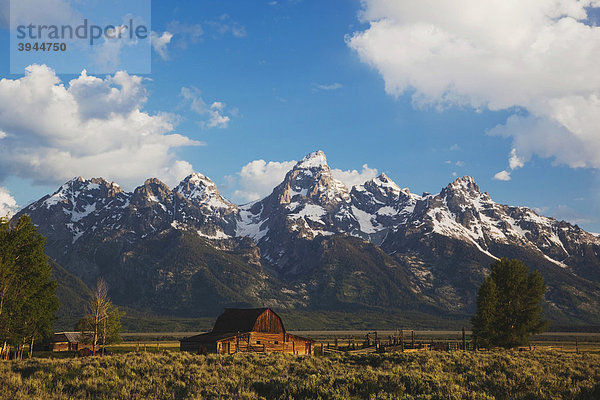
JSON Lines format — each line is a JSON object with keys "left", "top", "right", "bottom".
{"left": 15, "top": 151, "right": 600, "bottom": 324}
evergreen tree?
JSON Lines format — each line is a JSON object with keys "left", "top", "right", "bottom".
{"left": 472, "top": 258, "right": 548, "bottom": 348}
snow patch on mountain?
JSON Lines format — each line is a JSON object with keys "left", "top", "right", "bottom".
{"left": 351, "top": 205, "right": 380, "bottom": 234}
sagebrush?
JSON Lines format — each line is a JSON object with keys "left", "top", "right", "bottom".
{"left": 1, "top": 350, "right": 599, "bottom": 399}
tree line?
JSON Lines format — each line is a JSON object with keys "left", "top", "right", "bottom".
{"left": 1, "top": 215, "right": 121, "bottom": 359}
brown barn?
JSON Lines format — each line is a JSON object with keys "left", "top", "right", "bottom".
{"left": 48, "top": 332, "right": 96, "bottom": 352}
{"left": 180, "top": 308, "right": 313, "bottom": 355}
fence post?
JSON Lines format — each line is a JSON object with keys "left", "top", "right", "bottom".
{"left": 411, "top": 331, "right": 415, "bottom": 349}
{"left": 400, "top": 330, "right": 404, "bottom": 352}
{"left": 462, "top": 327, "right": 466, "bottom": 351}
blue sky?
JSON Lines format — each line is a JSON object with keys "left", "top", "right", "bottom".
{"left": 1, "top": 0, "right": 600, "bottom": 232}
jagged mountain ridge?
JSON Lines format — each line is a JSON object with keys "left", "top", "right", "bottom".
{"left": 15, "top": 150, "right": 600, "bottom": 322}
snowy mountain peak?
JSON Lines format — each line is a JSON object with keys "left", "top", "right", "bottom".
{"left": 447, "top": 176, "right": 479, "bottom": 189}
{"left": 40, "top": 177, "right": 123, "bottom": 209}
{"left": 269, "top": 150, "right": 350, "bottom": 206}
{"left": 175, "top": 172, "right": 235, "bottom": 210}
{"left": 185, "top": 172, "right": 214, "bottom": 186}
{"left": 371, "top": 173, "right": 402, "bottom": 193}
{"left": 296, "top": 150, "right": 329, "bottom": 170}
{"left": 443, "top": 176, "right": 485, "bottom": 199}
{"left": 176, "top": 173, "right": 217, "bottom": 194}
{"left": 134, "top": 178, "right": 172, "bottom": 204}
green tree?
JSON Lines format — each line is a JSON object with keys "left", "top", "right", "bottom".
{"left": 77, "top": 279, "right": 122, "bottom": 355}
{"left": 0, "top": 215, "right": 59, "bottom": 359}
{"left": 471, "top": 277, "right": 498, "bottom": 348}
{"left": 472, "top": 258, "right": 548, "bottom": 349}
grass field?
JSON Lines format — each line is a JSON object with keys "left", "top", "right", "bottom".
{"left": 114, "top": 330, "right": 600, "bottom": 354}
{"left": 1, "top": 349, "right": 599, "bottom": 399}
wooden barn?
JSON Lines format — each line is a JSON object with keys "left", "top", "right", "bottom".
{"left": 47, "top": 332, "right": 96, "bottom": 352}
{"left": 180, "top": 308, "right": 313, "bottom": 355}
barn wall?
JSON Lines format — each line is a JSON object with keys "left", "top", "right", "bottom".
{"left": 50, "top": 342, "right": 71, "bottom": 352}
{"left": 49, "top": 342, "right": 96, "bottom": 352}
{"left": 217, "top": 332, "right": 312, "bottom": 354}
{"left": 252, "top": 309, "right": 284, "bottom": 333}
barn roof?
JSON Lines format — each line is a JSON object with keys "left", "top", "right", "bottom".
{"left": 180, "top": 331, "right": 237, "bottom": 343}
{"left": 212, "top": 308, "right": 284, "bottom": 333}
{"left": 50, "top": 332, "right": 84, "bottom": 343}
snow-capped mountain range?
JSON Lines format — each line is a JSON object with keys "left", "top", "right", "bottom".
{"left": 15, "top": 151, "right": 600, "bottom": 322}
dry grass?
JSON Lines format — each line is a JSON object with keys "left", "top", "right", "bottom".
{"left": 1, "top": 349, "right": 599, "bottom": 399}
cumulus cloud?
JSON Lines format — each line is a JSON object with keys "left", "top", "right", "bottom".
{"left": 493, "top": 170, "right": 512, "bottom": 181}
{"left": 331, "top": 164, "right": 378, "bottom": 188}
{"left": 151, "top": 31, "right": 174, "bottom": 60}
{"left": 0, "top": 186, "right": 18, "bottom": 218}
{"left": 181, "top": 86, "right": 232, "bottom": 129}
{"left": 230, "top": 159, "right": 297, "bottom": 203}
{"left": 0, "top": 64, "right": 202, "bottom": 188}
{"left": 347, "top": 0, "right": 600, "bottom": 171}
{"left": 508, "top": 149, "right": 525, "bottom": 170}
{"left": 494, "top": 149, "right": 525, "bottom": 181}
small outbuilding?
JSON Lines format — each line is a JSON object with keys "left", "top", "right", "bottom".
{"left": 180, "top": 308, "right": 313, "bottom": 355}
{"left": 48, "top": 332, "right": 95, "bottom": 352}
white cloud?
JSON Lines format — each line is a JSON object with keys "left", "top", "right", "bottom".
{"left": 181, "top": 86, "right": 232, "bottom": 129}
{"left": 313, "top": 83, "right": 343, "bottom": 92}
{"left": 331, "top": 164, "right": 378, "bottom": 188}
{"left": 348, "top": 0, "right": 600, "bottom": 170}
{"left": 493, "top": 148, "right": 526, "bottom": 181}
{"left": 205, "top": 15, "right": 247, "bottom": 38}
{"left": 230, "top": 159, "right": 297, "bottom": 203}
{"left": 151, "top": 31, "right": 174, "bottom": 60}
{"left": 508, "top": 148, "right": 525, "bottom": 170}
{"left": 167, "top": 21, "right": 204, "bottom": 41}
{"left": 493, "top": 170, "right": 512, "bottom": 181}
{"left": 0, "top": 186, "right": 18, "bottom": 218}
{"left": 0, "top": 65, "right": 202, "bottom": 188}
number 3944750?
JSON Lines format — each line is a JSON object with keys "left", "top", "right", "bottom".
{"left": 17, "top": 42, "right": 67, "bottom": 51}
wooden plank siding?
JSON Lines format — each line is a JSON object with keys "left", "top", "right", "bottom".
{"left": 216, "top": 332, "right": 312, "bottom": 355}
{"left": 252, "top": 309, "right": 285, "bottom": 333}
{"left": 180, "top": 308, "right": 313, "bottom": 355}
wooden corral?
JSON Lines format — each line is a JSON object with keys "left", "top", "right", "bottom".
{"left": 180, "top": 308, "right": 313, "bottom": 355}
{"left": 48, "top": 332, "right": 96, "bottom": 352}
